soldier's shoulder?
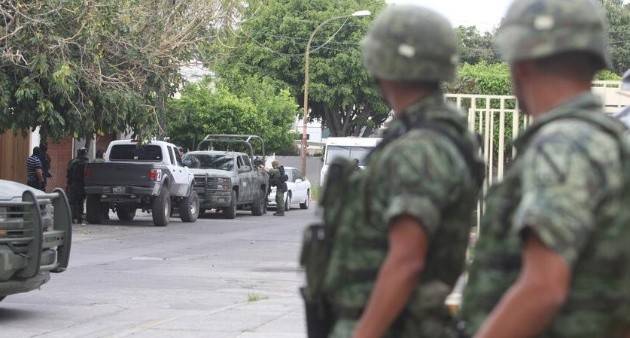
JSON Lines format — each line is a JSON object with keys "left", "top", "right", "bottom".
{"left": 533, "top": 117, "right": 620, "bottom": 153}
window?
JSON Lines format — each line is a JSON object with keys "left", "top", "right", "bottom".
{"left": 110, "top": 145, "right": 163, "bottom": 161}
{"left": 183, "top": 154, "right": 234, "bottom": 171}
{"left": 286, "top": 169, "right": 295, "bottom": 182}
{"left": 242, "top": 156, "right": 252, "bottom": 167}
{"left": 325, "top": 146, "right": 372, "bottom": 166}
{"left": 295, "top": 170, "right": 304, "bottom": 181}
{"left": 173, "top": 147, "right": 184, "bottom": 166}
{"left": 168, "top": 147, "right": 176, "bottom": 165}
{"left": 237, "top": 156, "right": 243, "bottom": 169}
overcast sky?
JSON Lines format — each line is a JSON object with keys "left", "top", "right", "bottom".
{"left": 386, "top": 0, "right": 511, "bottom": 32}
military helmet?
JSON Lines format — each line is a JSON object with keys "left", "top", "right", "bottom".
{"left": 361, "top": 5, "right": 458, "bottom": 82}
{"left": 622, "top": 69, "right": 630, "bottom": 92}
{"left": 495, "top": 0, "right": 611, "bottom": 69}
{"left": 271, "top": 160, "right": 279, "bottom": 168}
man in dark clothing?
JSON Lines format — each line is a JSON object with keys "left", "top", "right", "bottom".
{"left": 38, "top": 142, "right": 52, "bottom": 190}
{"left": 67, "top": 148, "right": 89, "bottom": 223}
{"left": 26, "top": 147, "right": 45, "bottom": 191}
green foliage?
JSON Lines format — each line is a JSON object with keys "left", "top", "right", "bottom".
{"left": 596, "top": 70, "right": 622, "bottom": 81}
{"left": 600, "top": 0, "right": 630, "bottom": 75}
{"left": 450, "top": 63, "right": 512, "bottom": 95}
{"left": 0, "top": 0, "right": 232, "bottom": 141}
{"left": 167, "top": 76, "right": 298, "bottom": 155}
{"left": 455, "top": 26, "right": 500, "bottom": 65}
{"left": 212, "top": 0, "right": 389, "bottom": 137}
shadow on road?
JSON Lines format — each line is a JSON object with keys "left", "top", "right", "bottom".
{"left": 0, "top": 306, "right": 39, "bottom": 322}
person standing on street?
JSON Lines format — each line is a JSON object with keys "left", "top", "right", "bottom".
{"left": 38, "top": 142, "right": 52, "bottom": 191}
{"left": 26, "top": 147, "right": 45, "bottom": 191}
{"left": 269, "top": 160, "right": 288, "bottom": 216}
{"left": 462, "top": 1, "right": 630, "bottom": 337}
{"left": 301, "top": 5, "right": 484, "bottom": 338}
{"left": 94, "top": 149, "right": 106, "bottom": 163}
{"left": 67, "top": 148, "right": 89, "bottom": 223}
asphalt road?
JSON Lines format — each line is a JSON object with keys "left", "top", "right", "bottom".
{"left": 0, "top": 206, "right": 315, "bottom": 338}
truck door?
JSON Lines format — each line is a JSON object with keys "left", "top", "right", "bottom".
{"left": 169, "top": 146, "right": 188, "bottom": 196}
{"left": 237, "top": 155, "right": 254, "bottom": 202}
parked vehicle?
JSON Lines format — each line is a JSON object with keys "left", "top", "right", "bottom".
{"left": 0, "top": 180, "right": 71, "bottom": 301}
{"left": 185, "top": 135, "right": 269, "bottom": 219}
{"left": 320, "top": 137, "right": 381, "bottom": 186}
{"left": 268, "top": 167, "right": 311, "bottom": 211}
{"left": 83, "top": 140, "right": 199, "bottom": 227}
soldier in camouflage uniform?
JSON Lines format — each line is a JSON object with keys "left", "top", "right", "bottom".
{"left": 462, "top": 0, "right": 630, "bottom": 337}
{"left": 321, "top": 5, "right": 484, "bottom": 338}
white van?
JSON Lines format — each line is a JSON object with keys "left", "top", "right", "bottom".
{"left": 320, "top": 137, "right": 382, "bottom": 186}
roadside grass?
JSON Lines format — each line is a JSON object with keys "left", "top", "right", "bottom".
{"left": 247, "top": 293, "right": 269, "bottom": 303}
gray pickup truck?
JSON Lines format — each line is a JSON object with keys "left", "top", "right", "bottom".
{"left": 0, "top": 180, "right": 71, "bottom": 302}
{"left": 183, "top": 135, "right": 269, "bottom": 219}
{"left": 84, "top": 140, "right": 199, "bottom": 227}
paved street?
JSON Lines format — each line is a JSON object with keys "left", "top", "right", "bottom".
{"left": 0, "top": 207, "right": 314, "bottom": 338}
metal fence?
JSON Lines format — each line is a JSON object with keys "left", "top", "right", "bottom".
{"left": 445, "top": 80, "right": 627, "bottom": 230}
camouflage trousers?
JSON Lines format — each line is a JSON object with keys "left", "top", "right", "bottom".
{"left": 275, "top": 190, "right": 285, "bottom": 214}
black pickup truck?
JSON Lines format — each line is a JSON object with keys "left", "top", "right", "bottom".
{"left": 83, "top": 140, "right": 199, "bottom": 226}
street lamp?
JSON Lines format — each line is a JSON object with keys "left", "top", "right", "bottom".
{"left": 301, "top": 10, "right": 371, "bottom": 176}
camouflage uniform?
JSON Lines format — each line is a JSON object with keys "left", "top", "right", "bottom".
{"left": 322, "top": 5, "right": 483, "bottom": 338}
{"left": 462, "top": 0, "right": 630, "bottom": 336}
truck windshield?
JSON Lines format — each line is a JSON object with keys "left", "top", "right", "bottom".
{"left": 184, "top": 154, "right": 234, "bottom": 171}
{"left": 325, "top": 146, "right": 372, "bottom": 166}
{"left": 109, "top": 145, "right": 163, "bottom": 161}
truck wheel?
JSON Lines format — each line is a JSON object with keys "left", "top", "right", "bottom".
{"left": 152, "top": 189, "right": 171, "bottom": 227}
{"left": 285, "top": 193, "right": 291, "bottom": 212}
{"left": 300, "top": 190, "right": 310, "bottom": 210}
{"left": 117, "top": 206, "right": 136, "bottom": 222}
{"left": 223, "top": 191, "right": 237, "bottom": 219}
{"left": 180, "top": 191, "right": 200, "bottom": 223}
{"left": 251, "top": 191, "right": 264, "bottom": 216}
{"left": 86, "top": 195, "right": 105, "bottom": 224}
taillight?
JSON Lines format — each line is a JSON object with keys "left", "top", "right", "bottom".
{"left": 148, "top": 169, "right": 162, "bottom": 181}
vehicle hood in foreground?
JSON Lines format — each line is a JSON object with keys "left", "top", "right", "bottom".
{"left": 0, "top": 179, "right": 44, "bottom": 201}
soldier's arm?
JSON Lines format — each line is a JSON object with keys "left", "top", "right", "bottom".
{"left": 353, "top": 215, "right": 428, "bottom": 338}
{"left": 474, "top": 234, "right": 571, "bottom": 338}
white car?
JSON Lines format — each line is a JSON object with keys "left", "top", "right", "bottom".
{"left": 268, "top": 167, "right": 311, "bottom": 211}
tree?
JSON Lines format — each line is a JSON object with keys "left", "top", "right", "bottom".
{"left": 455, "top": 26, "right": 500, "bottom": 65}
{"left": 0, "top": 0, "right": 238, "bottom": 141}
{"left": 167, "top": 76, "right": 298, "bottom": 154}
{"left": 600, "top": 0, "right": 630, "bottom": 74}
{"left": 212, "top": 0, "right": 389, "bottom": 137}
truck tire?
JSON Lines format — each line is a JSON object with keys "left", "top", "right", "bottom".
{"left": 86, "top": 195, "right": 105, "bottom": 224}
{"left": 300, "top": 190, "right": 310, "bottom": 210}
{"left": 251, "top": 190, "right": 264, "bottom": 216}
{"left": 117, "top": 206, "right": 136, "bottom": 222}
{"left": 152, "top": 189, "right": 171, "bottom": 227}
{"left": 223, "top": 191, "right": 237, "bottom": 219}
{"left": 180, "top": 191, "right": 200, "bottom": 223}
{"left": 285, "top": 193, "right": 291, "bottom": 212}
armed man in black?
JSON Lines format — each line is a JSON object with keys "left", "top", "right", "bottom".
{"left": 67, "top": 148, "right": 89, "bottom": 223}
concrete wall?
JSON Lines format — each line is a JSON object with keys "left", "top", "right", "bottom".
{"left": 275, "top": 156, "right": 323, "bottom": 188}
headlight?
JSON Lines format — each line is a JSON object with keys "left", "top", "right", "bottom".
{"left": 217, "top": 178, "right": 231, "bottom": 191}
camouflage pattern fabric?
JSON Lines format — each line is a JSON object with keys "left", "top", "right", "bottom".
{"left": 325, "top": 92, "right": 482, "bottom": 338}
{"left": 495, "top": 0, "right": 611, "bottom": 69}
{"left": 361, "top": 5, "right": 458, "bottom": 82}
{"left": 462, "top": 92, "right": 630, "bottom": 337}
